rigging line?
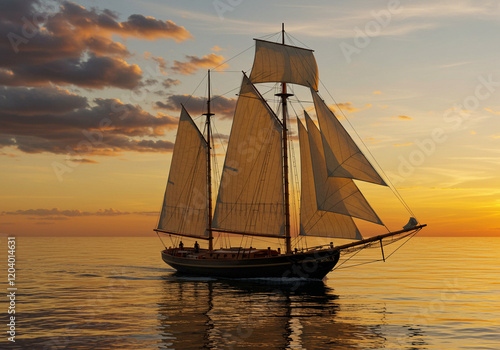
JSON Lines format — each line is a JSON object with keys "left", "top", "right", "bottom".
{"left": 255, "top": 31, "right": 281, "bottom": 41}
{"left": 385, "top": 231, "right": 419, "bottom": 260}
{"left": 333, "top": 245, "right": 366, "bottom": 270}
{"left": 335, "top": 232, "right": 418, "bottom": 270}
{"left": 286, "top": 32, "right": 313, "bottom": 50}
{"left": 156, "top": 231, "right": 167, "bottom": 249}
{"left": 317, "top": 80, "right": 417, "bottom": 221}
{"left": 334, "top": 259, "right": 385, "bottom": 270}
{"left": 182, "top": 75, "right": 208, "bottom": 109}
{"left": 211, "top": 121, "right": 227, "bottom": 156}
{"left": 210, "top": 86, "right": 240, "bottom": 103}
{"left": 212, "top": 45, "right": 254, "bottom": 71}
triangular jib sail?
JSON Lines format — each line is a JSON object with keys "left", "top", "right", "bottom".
{"left": 157, "top": 107, "right": 208, "bottom": 238}
{"left": 298, "top": 118, "right": 362, "bottom": 239}
{"left": 249, "top": 39, "right": 319, "bottom": 90}
{"left": 312, "top": 88, "right": 387, "bottom": 186}
{"left": 212, "top": 75, "right": 285, "bottom": 236}
{"left": 304, "top": 112, "right": 383, "bottom": 226}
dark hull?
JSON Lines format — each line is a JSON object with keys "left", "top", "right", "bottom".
{"left": 161, "top": 249, "right": 340, "bottom": 279}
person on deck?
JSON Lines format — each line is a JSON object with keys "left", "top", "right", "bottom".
{"left": 179, "top": 241, "right": 184, "bottom": 250}
{"left": 194, "top": 241, "right": 200, "bottom": 253}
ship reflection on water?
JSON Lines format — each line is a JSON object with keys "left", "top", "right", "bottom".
{"left": 156, "top": 274, "right": 406, "bottom": 349}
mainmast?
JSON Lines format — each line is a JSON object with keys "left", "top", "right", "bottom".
{"left": 204, "top": 70, "right": 214, "bottom": 252}
{"left": 276, "top": 23, "right": 293, "bottom": 254}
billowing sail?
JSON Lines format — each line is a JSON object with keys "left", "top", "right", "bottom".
{"left": 212, "top": 75, "right": 285, "bottom": 236}
{"left": 312, "top": 89, "right": 386, "bottom": 186}
{"left": 157, "top": 107, "right": 208, "bottom": 237}
{"left": 298, "top": 118, "right": 362, "bottom": 239}
{"left": 249, "top": 39, "right": 319, "bottom": 90}
{"left": 305, "top": 112, "right": 383, "bottom": 225}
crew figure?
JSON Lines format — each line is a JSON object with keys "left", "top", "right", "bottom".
{"left": 194, "top": 241, "right": 200, "bottom": 253}
{"left": 179, "top": 241, "right": 184, "bottom": 250}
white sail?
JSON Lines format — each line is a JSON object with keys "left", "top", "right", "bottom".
{"left": 249, "top": 39, "right": 319, "bottom": 90}
{"left": 298, "top": 118, "right": 362, "bottom": 239}
{"left": 212, "top": 75, "right": 285, "bottom": 236}
{"left": 157, "top": 107, "right": 208, "bottom": 237}
{"left": 305, "top": 112, "right": 383, "bottom": 225}
{"left": 312, "top": 89, "right": 386, "bottom": 186}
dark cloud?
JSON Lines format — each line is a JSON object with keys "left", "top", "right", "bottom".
{"left": 0, "top": 0, "right": 191, "bottom": 88}
{"left": 119, "top": 14, "right": 192, "bottom": 41}
{"left": 0, "top": 87, "right": 177, "bottom": 154}
{"left": 0, "top": 86, "right": 87, "bottom": 115}
{"left": 0, "top": 55, "right": 143, "bottom": 89}
{"left": 49, "top": 2, "right": 192, "bottom": 41}
{"left": 156, "top": 94, "right": 236, "bottom": 119}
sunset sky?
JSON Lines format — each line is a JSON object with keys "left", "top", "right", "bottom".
{"left": 1, "top": 0, "right": 499, "bottom": 237}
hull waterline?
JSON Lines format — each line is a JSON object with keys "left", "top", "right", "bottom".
{"left": 161, "top": 249, "right": 340, "bottom": 279}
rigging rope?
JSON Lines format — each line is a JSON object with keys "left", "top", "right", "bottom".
{"left": 317, "top": 80, "right": 418, "bottom": 222}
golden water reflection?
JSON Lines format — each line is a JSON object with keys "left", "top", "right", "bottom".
{"left": 157, "top": 276, "right": 389, "bottom": 349}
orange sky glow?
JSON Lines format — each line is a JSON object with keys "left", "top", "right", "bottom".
{"left": 1, "top": 1, "right": 499, "bottom": 238}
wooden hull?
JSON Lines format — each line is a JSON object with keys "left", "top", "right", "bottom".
{"left": 161, "top": 249, "right": 340, "bottom": 279}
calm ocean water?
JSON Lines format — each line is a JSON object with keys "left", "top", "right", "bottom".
{"left": 1, "top": 236, "right": 499, "bottom": 349}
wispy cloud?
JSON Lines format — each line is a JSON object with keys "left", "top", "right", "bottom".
{"left": 393, "top": 142, "right": 414, "bottom": 147}
{"left": 1, "top": 208, "right": 158, "bottom": 217}
{"left": 2, "top": 208, "right": 130, "bottom": 217}
{"left": 438, "top": 61, "right": 472, "bottom": 69}
{"left": 392, "top": 115, "right": 413, "bottom": 120}
{"left": 69, "top": 158, "right": 99, "bottom": 164}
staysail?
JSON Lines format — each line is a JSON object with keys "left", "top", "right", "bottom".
{"left": 312, "top": 89, "right": 386, "bottom": 186}
{"left": 304, "top": 112, "right": 383, "bottom": 225}
{"left": 298, "top": 118, "right": 362, "bottom": 239}
{"left": 249, "top": 39, "right": 319, "bottom": 90}
{"left": 157, "top": 107, "right": 208, "bottom": 237}
{"left": 212, "top": 75, "right": 285, "bottom": 236}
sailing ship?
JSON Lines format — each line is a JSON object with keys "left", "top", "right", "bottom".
{"left": 154, "top": 25, "right": 426, "bottom": 279}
